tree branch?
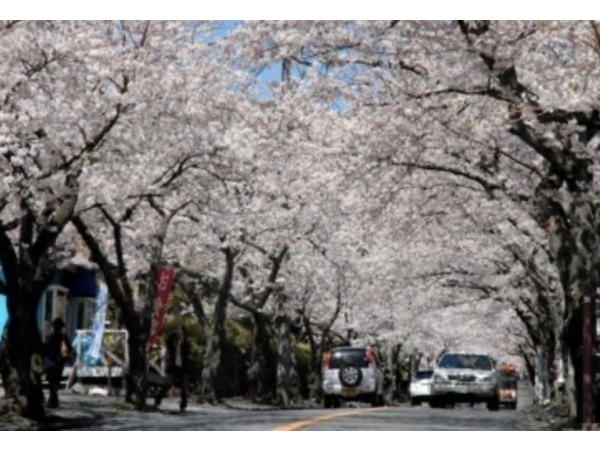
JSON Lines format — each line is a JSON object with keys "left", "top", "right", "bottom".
{"left": 71, "top": 215, "right": 137, "bottom": 324}
{"left": 385, "top": 158, "right": 501, "bottom": 197}
{"left": 255, "top": 246, "right": 289, "bottom": 309}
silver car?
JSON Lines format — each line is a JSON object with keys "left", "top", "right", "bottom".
{"left": 430, "top": 352, "right": 499, "bottom": 410}
{"left": 321, "top": 346, "right": 384, "bottom": 408}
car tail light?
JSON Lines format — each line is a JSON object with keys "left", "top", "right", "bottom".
{"left": 322, "top": 351, "right": 331, "bottom": 369}
{"left": 365, "top": 347, "right": 375, "bottom": 367}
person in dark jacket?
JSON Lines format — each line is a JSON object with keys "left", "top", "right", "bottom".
{"left": 43, "top": 317, "right": 73, "bottom": 408}
{"left": 154, "top": 327, "right": 190, "bottom": 412}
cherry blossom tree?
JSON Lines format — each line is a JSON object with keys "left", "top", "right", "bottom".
{"left": 69, "top": 20, "right": 249, "bottom": 407}
{"left": 0, "top": 21, "right": 140, "bottom": 419}
{"left": 225, "top": 21, "right": 599, "bottom": 419}
{"left": 6, "top": 20, "right": 598, "bottom": 420}
{"left": 322, "top": 20, "right": 599, "bottom": 419}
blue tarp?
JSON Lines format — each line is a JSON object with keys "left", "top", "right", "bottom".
{"left": 0, "top": 265, "right": 6, "bottom": 335}
{"left": 0, "top": 294, "right": 7, "bottom": 336}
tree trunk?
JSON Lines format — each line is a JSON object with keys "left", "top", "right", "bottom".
{"left": 0, "top": 193, "right": 76, "bottom": 420}
{"left": 518, "top": 345, "right": 536, "bottom": 386}
{"left": 1, "top": 265, "right": 48, "bottom": 421}
{"left": 567, "top": 303, "right": 585, "bottom": 421}
{"left": 530, "top": 191, "right": 597, "bottom": 423}
{"left": 309, "top": 343, "right": 324, "bottom": 401}
{"left": 301, "top": 276, "right": 343, "bottom": 402}
{"left": 534, "top": 344, "right": 550, "bottom": 404}
{"left": 4, "top": 308, "right": 45, "bottom": 420}
{"left": 302, "top": 312, "right": 327, "bottom": 402}
{"left": 0, "top": 331, "right": 23, "bottom": 414}
{"left": 200, "top": 247, "right": 235, "bottom": 403}
{"left": 275, "top": 293, "right": 298, "bottom": 408}
{"left": 304, "top": 331, "right": 320, "bottom": 401}
{"left": 124, "top": 320, "right": 149, "bottom": 409}
{"left": 247, "top": 311, "right": 275, "bottom": 401}
{"left": 558, "top": 332, "right": 577, "bottom": 418}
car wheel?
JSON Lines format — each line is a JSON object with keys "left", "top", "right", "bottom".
{"left": 486, "top": 396, "right": 500, "bottom": 411}
{"left": 370, "top": 393, "right": 383, "bottom": 407}
{"left": 324, "top": 395, "right": 332, "bottom": 409}
{"left": 339, "top": 365, "right": 363, "bottom": 387}
{"left": 429, "top": 397, "right": 446, "bottom": 408}
{"left": 410, "top": 398, "right": 421, "bottom": 407}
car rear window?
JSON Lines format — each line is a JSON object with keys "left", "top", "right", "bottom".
{"left": 329, "top": 348, "right": 368, "bottom": 368}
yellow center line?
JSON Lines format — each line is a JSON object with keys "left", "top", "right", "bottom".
{"left": 272, "top": 407, "right": 388, "bottom": 431}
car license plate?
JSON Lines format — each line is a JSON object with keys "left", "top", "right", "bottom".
{"left": 342, "top": 388, "right": 358, "bottom": 397}
{"left": 455, "top": 384, "right": 469, "bottom": 394}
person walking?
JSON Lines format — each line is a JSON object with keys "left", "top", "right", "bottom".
{"left": 154, "top": 327, "right": 190, "bottom": 412}
{"left": 43, "top": 317, "right": 73, "bottom": 408}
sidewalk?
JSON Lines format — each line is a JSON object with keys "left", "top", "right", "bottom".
{"left": 0, "top": 390, "right": 280, "bottom": 430}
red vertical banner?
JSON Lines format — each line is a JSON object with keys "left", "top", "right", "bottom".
{"left": 147, "top": 265, "right": 175, "bottom": 347}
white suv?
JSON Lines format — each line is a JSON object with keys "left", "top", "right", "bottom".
{"left": 321, "top": 346, "right": 384, "bottom": 408}
{"left": 430, "top": 352, "right": 499, "bottom": 410}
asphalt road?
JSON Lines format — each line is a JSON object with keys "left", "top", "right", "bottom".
{"left": 30, "top": 398, "right": 534, "bottom": 431}
{"left": 12, "top": 380, "right": 541, "bottom": 431}
{"left": 0, "top": 379, "right": 547, "bottom": 431}
{"left": 280, "top": 403, "right": 528, "bottom": 431}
